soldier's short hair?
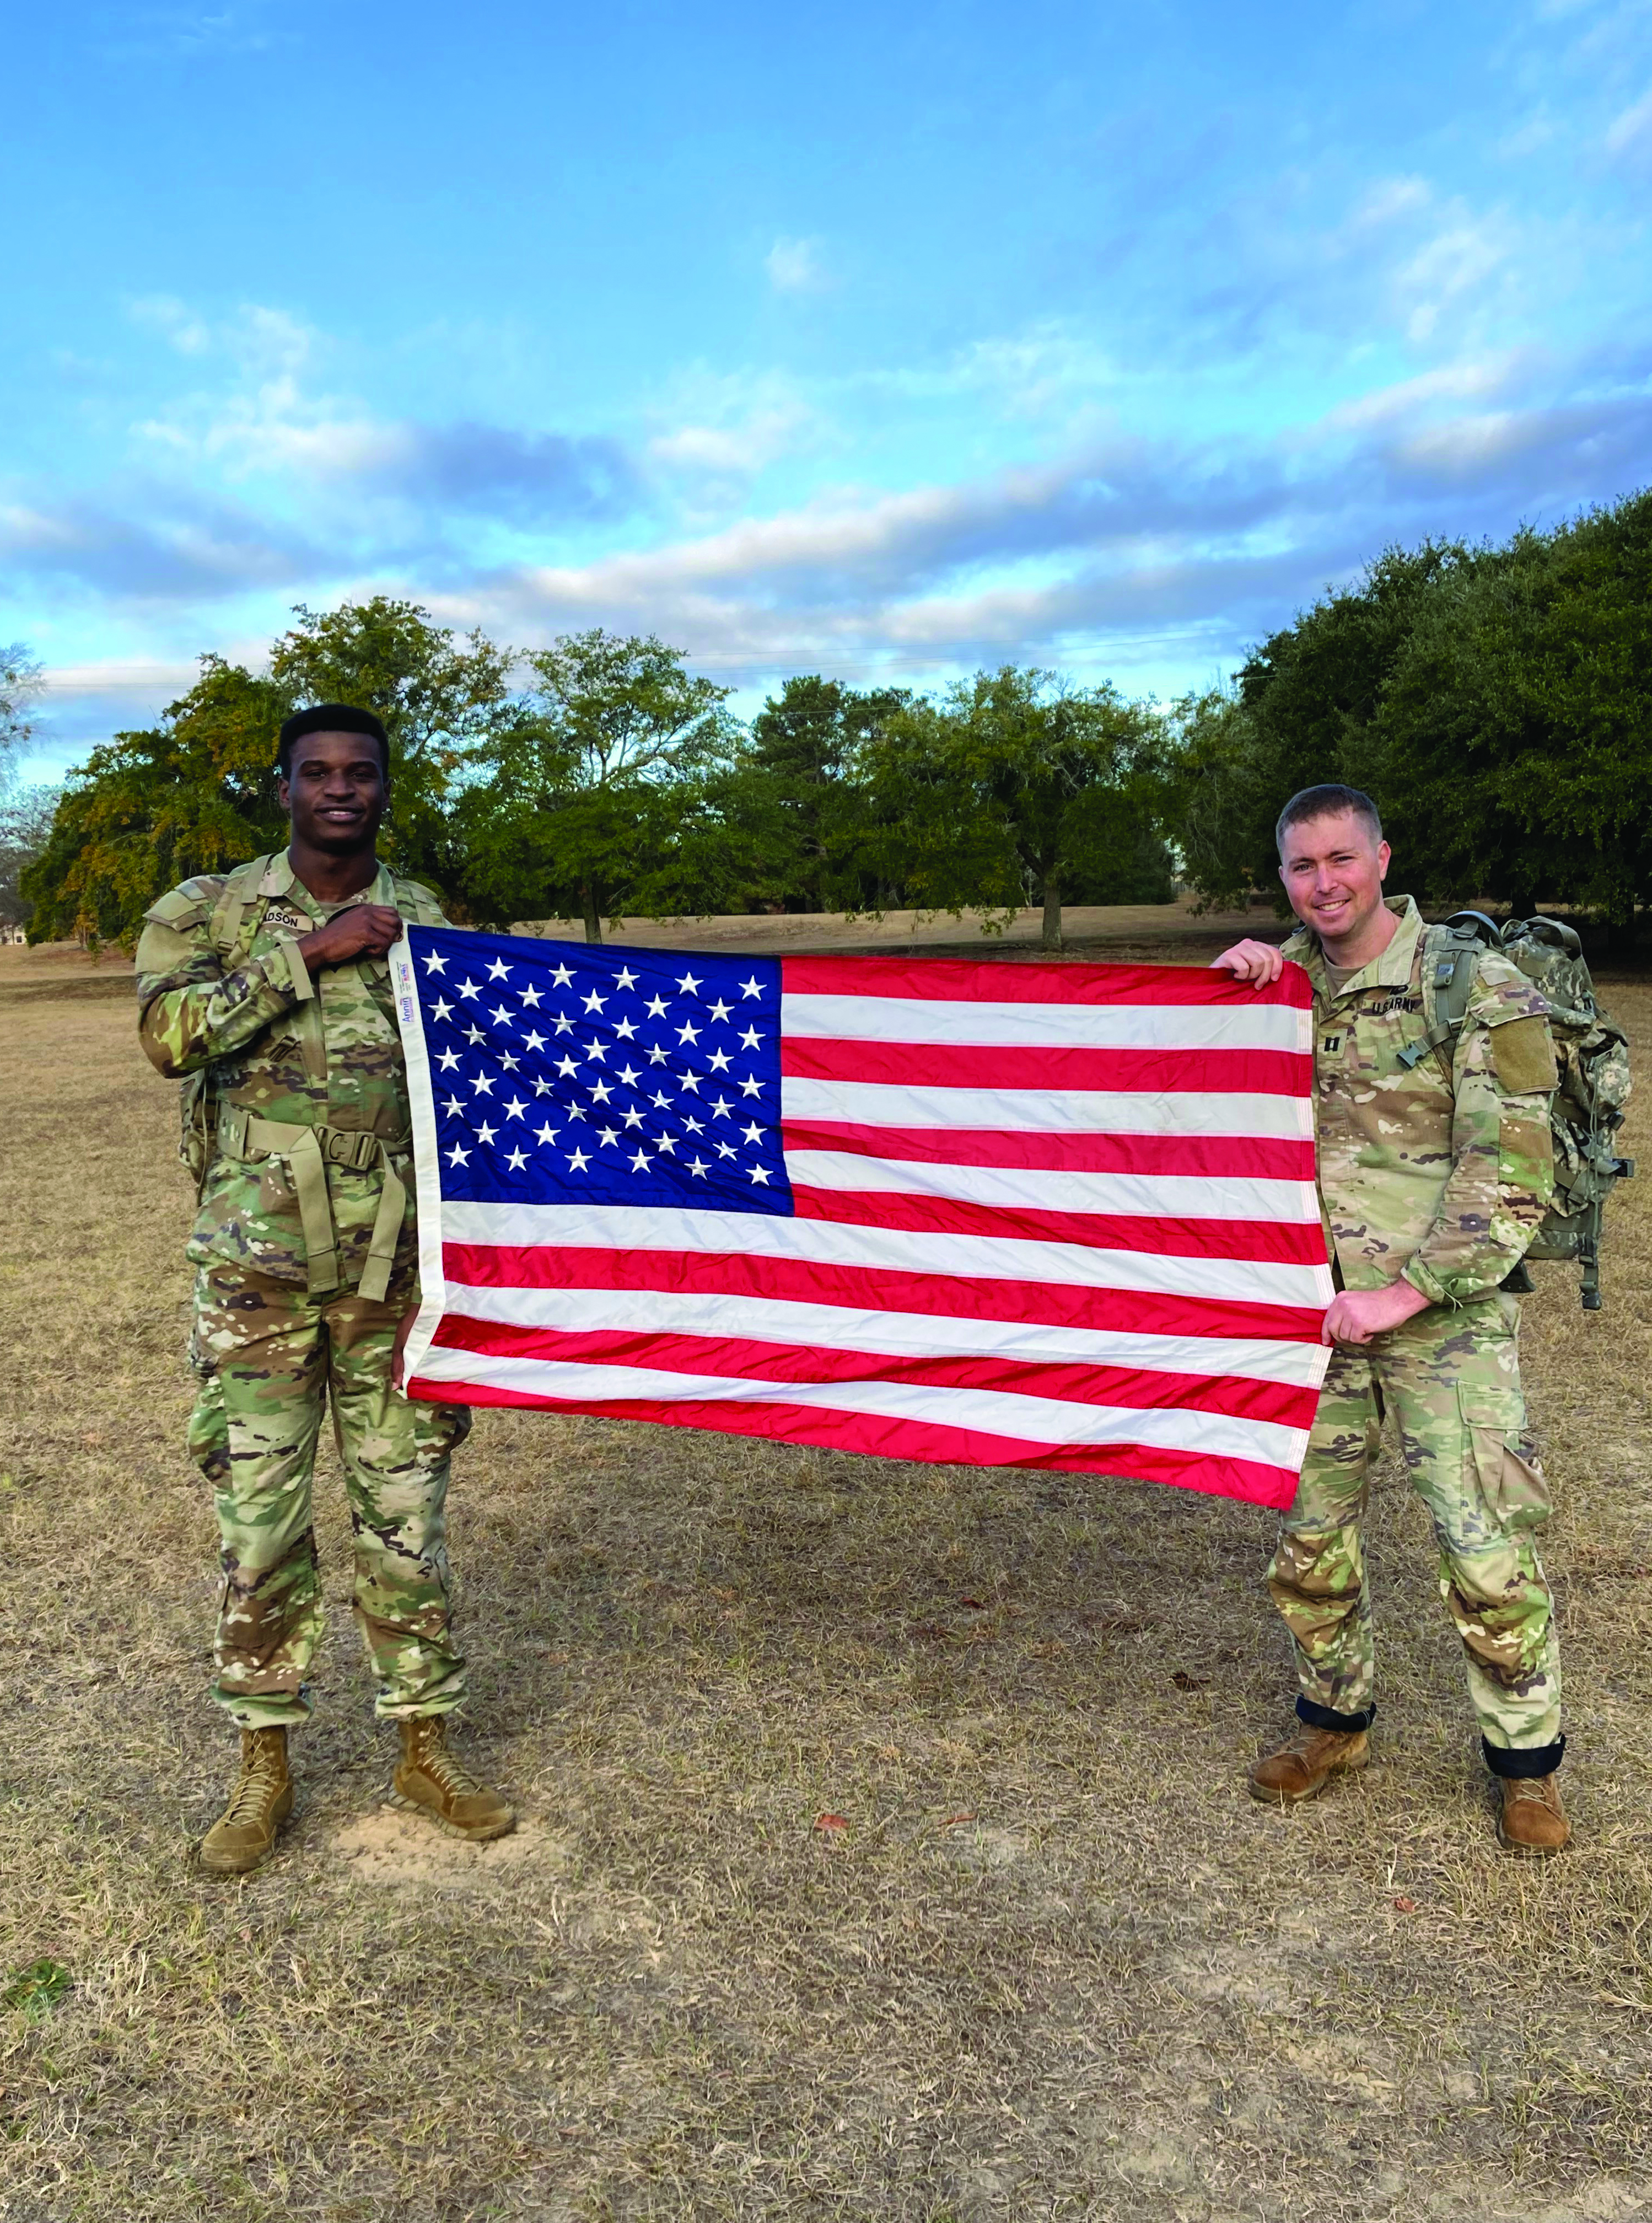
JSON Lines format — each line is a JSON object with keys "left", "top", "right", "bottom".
{"left": 1276, "top": 783, "right": 1382, "bottom": 855}
{"left": 277, "top": 703, "right": 390, "bottom": 779}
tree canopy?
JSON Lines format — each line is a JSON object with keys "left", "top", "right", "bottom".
{"left": 863, "top": 669, "right": 1173, "bottom": 947}
{"left": 1175, "top": 488, "right": 1652, "bottom": 922}
{"left": 19, "top": 485, "right": 1652, "bottom": 948}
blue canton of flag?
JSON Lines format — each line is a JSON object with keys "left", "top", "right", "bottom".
{"left": 401, "top": 926, "right": 793, "bottom": 1216}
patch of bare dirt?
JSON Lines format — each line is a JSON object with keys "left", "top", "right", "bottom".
{"left": 327, "top": 1806, "right": 576, "bottom": 1891}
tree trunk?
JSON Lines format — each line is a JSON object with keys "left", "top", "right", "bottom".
{"left": 1041, "top": 868, "right": 1062, "bottom": 951}
{"left": 582, "top": 882, "right": 602, "bottom": 945}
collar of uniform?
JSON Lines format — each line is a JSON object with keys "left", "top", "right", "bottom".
{"left": 1289, "top": 895, "right": 1423, "bottom": 1001}
{"left": 263, "top": 848, "right": 394, "bottom": 915}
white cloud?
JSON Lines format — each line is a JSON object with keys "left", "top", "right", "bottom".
{"left": 93, "top": 6, "right": 278, "bottom": 61}
{"left": 40, "top": 658, "right": 200, "bottom": 699}
{"left": 649, "top": 410, "right": 806, "bottom": 475}
{"left": 765, "top": 236, "right": 831, "bottom": 294}
{"left": 1605, "top": 85, "right": 1652, "bottom": 154}
{"left": 129, "top": 295, "right": 212, "bottom": 355}
{"left": 406, "top": 364, "right": 1652, "bottom": 689}
{"left": 1319, "top": 353, "right": 1531, "bottom": 433}
{"left": 1344, "top": 176, "right": 1434, "bottom": 233}
{"left": 937, "top": 326, "right": 1121, "bottom": 418}
{"left": 1391, "top": 410, "right": 1535, "bottom": 475}
{"left": 1395, "top": 212, "right": 1513, "bottom": 342}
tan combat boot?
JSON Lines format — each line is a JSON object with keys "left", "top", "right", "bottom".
{"left": 200, "top": 1726, "right": 294, "bottom": 1875}
{"left": 1248, "top": 1722, "right": 1370, "bottom": 1806}
{"left": 1497, "top": 1773, "right": 1569, "bottom": 1858}
{"left": 392, "top": 1716, "right": 515, "bottom": 1841}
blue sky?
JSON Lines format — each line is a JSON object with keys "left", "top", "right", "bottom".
{"left": 6, "top": 0, "right": 1651, "bottom": 779}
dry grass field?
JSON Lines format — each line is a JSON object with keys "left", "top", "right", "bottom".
{"left": 3, "top": 938, "right": 1651, "bottom": 2223}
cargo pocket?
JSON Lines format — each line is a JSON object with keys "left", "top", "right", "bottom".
{"left": 259, "top": 1155, "right": 295, "bottom": 1213}
{"left": 1460, "top": 1386, "right": 1551, "bottom": 1533}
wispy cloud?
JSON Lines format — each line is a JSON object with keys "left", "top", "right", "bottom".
{"left": 646, "top": 371, "right": 830, "bottom": 486}
{"left": 90, "top": 6, "right": 280, "bottom": 61}
{"left": 765, "top": 237, "right": 832, "bottom": 294}
{"left": 0, "top": 490, "right": 323, "bottom": 600}
{"left": 127, "top": 299, "right": 642, "bottom": 524}
{"left": 427, "top": 361, "right": 1652, "bottom": 685}
{"left": 1605, "top": 84, "right": 1652, "bottom": 155}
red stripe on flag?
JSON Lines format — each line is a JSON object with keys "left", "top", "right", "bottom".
{"left": 402, "top": 1373, "right": 1303, "bottom": 1510}
{"left": 782, "top": 954, "right": 1312, "bottom": 1011}
{"left": 788, "top": 1183, "right": 1326, "bottom": 1265}
{"left": 441, "top": 1241, "right": 1327, "bottom": 1345}
{"left": 781, "top": 1037, "right": 1310, "bottom": 1096}
{"left": 780, "top": 1119, "right": 1317, "bottom": 1183}
{"left": 428, "top": 1315, "right": 1322, "bottom": 1428}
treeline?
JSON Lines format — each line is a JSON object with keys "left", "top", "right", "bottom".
{"left": 1177, "top": 484, "right": 1652, "bottom": 925}
{"left": 21, "top": 604, "right": 1175, "bottom": 948}
{"left": 19, "top": 486, "right": 1652, "bottom": 948}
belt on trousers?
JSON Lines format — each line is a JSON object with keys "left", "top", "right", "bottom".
{"left": 216, "top": 1106, "right": 410, "bottom": 1304}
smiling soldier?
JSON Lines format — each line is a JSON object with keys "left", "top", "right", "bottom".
{"left": 136, "top": 704, "right": 514, "bottom": 1873}
{"left": 1214, "top": 785, "right": 1568, "bottom": 1856}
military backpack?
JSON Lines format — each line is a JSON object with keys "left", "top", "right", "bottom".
{"left": 1401, "top": 911, "right": 1634, "bottom": 1309}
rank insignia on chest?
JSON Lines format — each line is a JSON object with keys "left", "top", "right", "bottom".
{"left": 1321, "top": 1033, "right": 1343, "bottom": 1055}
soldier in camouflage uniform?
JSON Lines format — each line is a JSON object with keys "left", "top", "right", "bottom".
{"left": 1215, "top": 783, "right": 1568, "bottom": 1857}
{"left": 136, "top": 704, "right": 515, "bottom": 1874}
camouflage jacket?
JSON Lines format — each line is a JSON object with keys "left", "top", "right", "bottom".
{"left": 135, "top": 851, "right": 445, "bottom": 1286}
{"left": 1282, "top": 896, "right": 1557, "bottom": 1308}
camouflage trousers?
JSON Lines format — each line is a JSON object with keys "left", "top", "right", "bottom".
{"left": 1267, "top": 1296, "right": 1562, "bottom": 1754}
{"left": 187, "top": 1260, "right": 472, "bottom": 1730}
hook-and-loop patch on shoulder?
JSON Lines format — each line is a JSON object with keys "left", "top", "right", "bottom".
{"left": 1489, "top": 1013, "right": 1559, "bottom": 1096}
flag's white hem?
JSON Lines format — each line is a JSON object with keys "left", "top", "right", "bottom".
{"left": 390, "top": 937, "right": 446, "bottom": 1388}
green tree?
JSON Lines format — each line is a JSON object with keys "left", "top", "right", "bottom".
{"left": 1372, "top": 495, "right": 1652, "bottom": 925}
{"left": 1174, "top": 490, "right": 1652, "bottom": 926}
{"left": 270, "top": 597, "right": 513, "bottom": 889}
{"left": 730, "top": 676, "right": 911, "bottom": 911}
{"left": 23, "top": 657, "right": 287, "bottom": 947}
{"left": 453, "top": 630, "right": 731, "bottom": 940}
{"left": 22, "top": 598, "right": 515, "bottom": 947}
{"left": 0, "top": 787, "right": 61, "bottom": 930}
{"left": 864, "top": 667, "right": 1171, "bottom": 948}
{"left": 1187, "top": 541, "right": 1467, "bottom": 907}
{"left": 1160, "top": 684, "right": 1301, "bottom": 912}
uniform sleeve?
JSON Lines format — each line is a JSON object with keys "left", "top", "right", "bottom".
{"left": 1402, "top": 956, "right": 1557, "bottom": 1308}
{"left": 134, "top": 882, "right": 305, "bottom": 1078}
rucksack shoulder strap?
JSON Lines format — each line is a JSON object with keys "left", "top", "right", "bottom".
{"left": 208, "top": 853, "right": 275, "bottom": 959}
{"left": 1397, "top": 922, "right": 1484, "bottom": 1073}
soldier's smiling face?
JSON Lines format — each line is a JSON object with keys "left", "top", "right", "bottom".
{"left": 1278, "top": 809, "right": 1391, "bottom": 955}
{"left": 279, "top": 730, "right": 388, "bottom": 858}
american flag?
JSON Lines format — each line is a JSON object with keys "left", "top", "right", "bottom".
{"left": 391, "top": 928, "right": 1332, "bottom": 1510}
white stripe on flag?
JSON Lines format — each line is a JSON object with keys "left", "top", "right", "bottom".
{"left": 436, "top": 1280, "right": 1333, "bottom": 1388}
{"left": 782, "top": 992, "right": 1310, "bottom": 1052}
{"left": 781, "top": 1078, "right": 1315, "bottom": 1139}
{"left": 783, "top": 1149, "right": 1319, "bottom": 1225}
{"left": 409, "top": 1348, "right": 1312, "bottom": 1467}
{"left": 438, "top": 1200, "right": 1333, "bottom": 1309}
